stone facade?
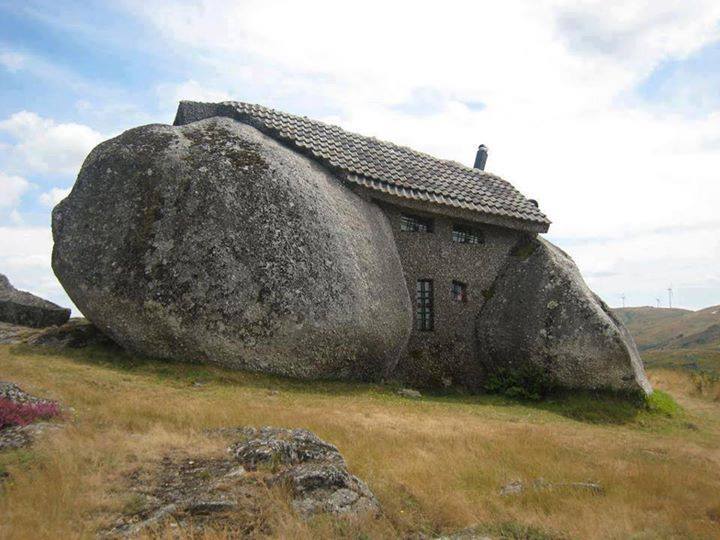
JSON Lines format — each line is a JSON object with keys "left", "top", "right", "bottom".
{"left": 375, "top": 202, "right": 521, "bottom": 389}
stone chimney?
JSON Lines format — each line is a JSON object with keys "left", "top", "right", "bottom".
{"left": 474, "top": 144, "right": 488, "bottom": 170}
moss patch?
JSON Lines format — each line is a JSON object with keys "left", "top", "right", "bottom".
{"left": 510, "top": 235, "right": 538, "bottom": 260}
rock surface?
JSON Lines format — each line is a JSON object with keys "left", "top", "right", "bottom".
{"left": 108, "top": 426, "right": 379, "bottom": 537}
{"left": 231, "top": 426, "right": 380, "bottom": 518}
{"left": 0, "top": 322, "right": 36, "bottom": 344}
{"left": 52, "top": 117, "right": 412, "bottom": 381}
{"left": 0, "top": 274, "right": 70, "bottom": 328}
{"left": 476, "top": 237, "right": 652, "bottom": 395}
{"left": 0, "top": 318, "right": 112, "bottom": 347}
{"left": 25, "top": 318, "right": 114, "bottom": 348}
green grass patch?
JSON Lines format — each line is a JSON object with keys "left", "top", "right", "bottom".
{"left": 645, "top": 390, "right": 682, "bottom": 417}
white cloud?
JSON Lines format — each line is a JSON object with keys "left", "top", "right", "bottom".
{"left": 124, "top": 0, "right": 720, "bottom": 308}
{"left": 39, "top": 187, "right": 71, "bottom": 208}
{"left": 560, "top": 222, "right": 720, "bottom": 308}
{"left": 0, "top": 226, "right": 78, "bottom": 314}
{"left": 0, "top": 111, "right": 104, "bottom": 176}
{"left": 0, "top": 172, "right": 30, "bottom": 208}
{"left": 0, "top": 51, "right": 26, "bottom": 72}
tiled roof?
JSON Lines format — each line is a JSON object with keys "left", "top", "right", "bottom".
{"left": 174, "top": 101, "right": 550, "bottom": 232}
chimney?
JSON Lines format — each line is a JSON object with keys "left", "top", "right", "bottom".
{"left": 474, "top": 144, "right": 488, "bottom": 170}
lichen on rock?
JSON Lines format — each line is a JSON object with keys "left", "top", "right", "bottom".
{"left": 475, "top": 237, "right": 652, "bottom": 395}
{"left": 52, "top": 117, "right": 412, "bottom": 381}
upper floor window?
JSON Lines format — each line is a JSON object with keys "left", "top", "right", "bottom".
{"left": 401, "top": 213, "right": 434, "bottom": 233}
{"left": 451, "top": 281, "right": 467, "bottom": 302}
{"left": 452, "top": 224, "right": 484, "bottom": 244}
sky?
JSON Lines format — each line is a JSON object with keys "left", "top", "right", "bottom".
{"left": 1, "top": 0, "right": 719, "bottom": 312}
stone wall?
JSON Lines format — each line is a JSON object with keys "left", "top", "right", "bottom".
{"left": 377, "top": 202, "right": 521, "bottom": 388}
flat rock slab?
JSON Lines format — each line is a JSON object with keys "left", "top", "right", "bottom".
{"left": 0, "top": 322, "right": 37, "bottom": 345}
{"left": 0, "top": 318, "right": 112, "bottom": 348}
{"left": 231, "top": 426, "right": 380, "bottom": 518}
{"left": 107, "top": 426, "right": 380, "bottom": 537}
{"left": 0, "top": 274, "right": 70, "bottom": 328}
{"left": 25, "top": 318, "right": 114, "bottom": 349}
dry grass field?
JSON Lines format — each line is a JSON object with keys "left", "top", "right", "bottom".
{"left": 1, "top": 344, "right": 719, "bottom": 539}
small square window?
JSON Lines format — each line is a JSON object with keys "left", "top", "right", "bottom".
{"left": 452, "top": 224, "right": 484, "bottom": 244}
{"left": 401, "top": 213, "right": 434, "bottom": 233}
{"left": 451, "top": 280, "right": 467, "bottom": 302}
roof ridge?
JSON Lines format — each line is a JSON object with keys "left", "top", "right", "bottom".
{"left": 220, "top": 101, "right": 502, "bottom": 181}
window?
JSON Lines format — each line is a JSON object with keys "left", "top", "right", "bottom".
{"left": 451, "top": 281, "right": 467, "bottom": 302}
{"left": 415, "top": 279, "right": 434, "bottom": 331}
{"left": 452, "top": 224, "right": 484, "bottom": 244}
{"left": 401, "top": 213, "right": 433, "bottom": 233}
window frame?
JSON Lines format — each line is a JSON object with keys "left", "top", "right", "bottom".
{"left": 415, "top": 279, "right": 434, "bottom": 331}
{"left": 451, "top": 223, "right": 484, "bottom": 245}
{"left": 400, "top": 213, "right": 434, "bottom": 234}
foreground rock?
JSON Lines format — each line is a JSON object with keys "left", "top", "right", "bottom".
{"left": 52, "top": 117, "right": 412, "bottom": 381}
{"left": 0, "top": 322, "right": 37, "bottom": 344}
{"left": 476, "top": 237, "right": 652, "bottom": 395}
{"left": 0, "top": 318, "right": 112, "bottom": 347}
{"left": 231, "top": 427, "right": 379, "bottom": 518}
{"left": 0, "top": 274, "right": 70, "bottom": 328}
{"left": 108, "top": 427, "right": 379, "bottom": 537}
{"left": 25, "top": 318, "right": 114, "bottom": 348}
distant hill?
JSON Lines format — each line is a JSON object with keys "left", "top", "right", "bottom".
{"left": 614, "top": 305, "right": 720, "bottom": 351}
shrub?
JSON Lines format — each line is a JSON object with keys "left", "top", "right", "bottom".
{"left": 690, "top": 371, "right": 720, "bottom": 401}
{"left": 484, "top": 365, "right": 556, "bottom": 400}
{"left": 0, "top": 398, "right": 61, "bottom": 429}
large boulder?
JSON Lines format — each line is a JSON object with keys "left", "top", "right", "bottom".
{"left": 0, "top": 274, "right": 70, "bottom": 328}
{"left": 52, "top": 117, "right": 412, "bottom": 380}
{"left": 476, "top": 237, "right": 652, "bottom": 395}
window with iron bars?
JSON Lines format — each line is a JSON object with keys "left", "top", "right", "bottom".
{"left": 416, "top": 279, "right": 434, "bottom": 331}
{"left": 452, "top": 224, "right": 484, "bottom": 244}
{"left": 401, "top": 213, "right": 434, "bottom": 233}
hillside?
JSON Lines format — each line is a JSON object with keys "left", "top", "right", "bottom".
{"left": 1, "top": 344, "right": 719, "bottom": 539}
{"left": 615, "top": 305, "right": 720, "bottom": 351}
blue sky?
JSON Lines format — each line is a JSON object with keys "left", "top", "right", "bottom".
{"left": 1, "top": 0, "right": 720, "bottom": 311}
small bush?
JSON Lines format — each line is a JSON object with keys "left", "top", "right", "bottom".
{"left": 0, "top": 398, "right": 61, "bottom": 429}
{"left": 484, "top": 366, "right": 556, "bottom": 400}
{"left": 690, "top": 371, "right": 720, "bottom": 401}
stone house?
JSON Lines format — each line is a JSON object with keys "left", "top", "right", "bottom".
{"left": 52, "top": 100, "right": 649, "bottom": 395}
{"left": 174, "top": 102, "right": 550, "bottom": 386}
